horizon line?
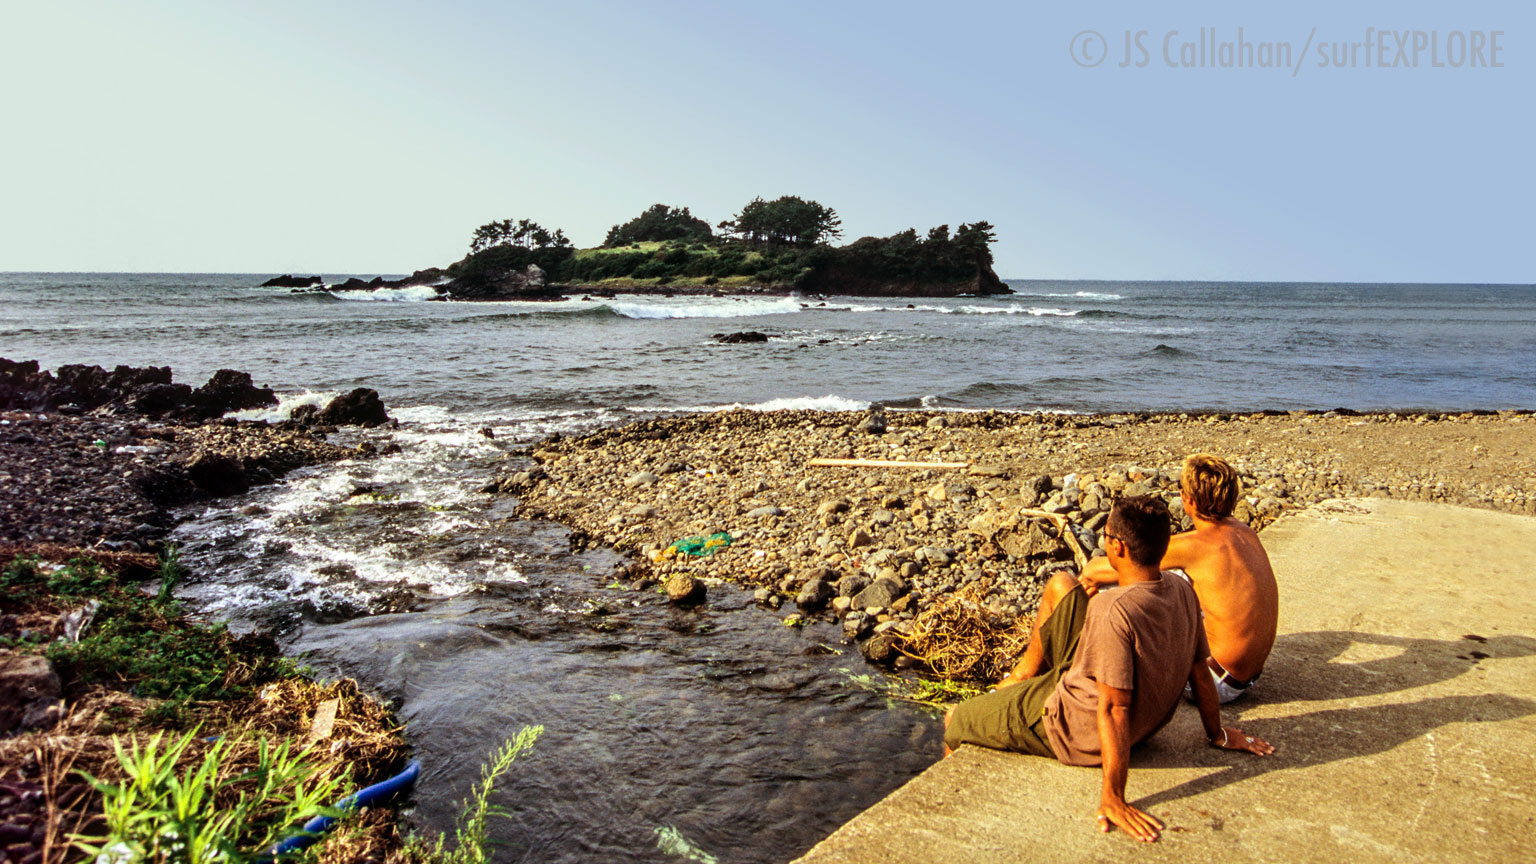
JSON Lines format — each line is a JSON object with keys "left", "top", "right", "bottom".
{"left": 1, "top": 271, "right": 1533, "bottom": 288}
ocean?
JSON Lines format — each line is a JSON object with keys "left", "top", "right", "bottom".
{"left": 4, "top": 275, "right": 1533, "bottom": 423}
{"left": 3, "top": 274, "right": 1533, "bottom": 863}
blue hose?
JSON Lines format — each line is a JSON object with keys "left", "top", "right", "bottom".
{"left": 264, "top": 760, "right": 421, "bottom": 860}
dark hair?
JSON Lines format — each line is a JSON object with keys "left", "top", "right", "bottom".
{"left": 1107, "top": 495, "right": 1171, "bottom": 566}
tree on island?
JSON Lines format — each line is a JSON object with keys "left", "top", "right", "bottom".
{"left": 718, "top": 196, "right": 842, "bottom": 247}
{"left": 468, "top": 218, "right": 573, "bottom": 253}
{"left": 603, "top": 204, "right": 714, "bottom": 247}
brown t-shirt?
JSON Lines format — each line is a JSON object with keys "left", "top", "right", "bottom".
{"left": 1040, "top": 574, "right": 1208, "bottom": 767}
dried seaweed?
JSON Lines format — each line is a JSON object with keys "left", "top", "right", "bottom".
{"left": 893, "top": 581, "right": 1033, "bottom": 683}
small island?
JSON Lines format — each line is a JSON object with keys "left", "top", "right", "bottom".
{"left": 279, "top": 197, "right": 1011, "bottom": 300}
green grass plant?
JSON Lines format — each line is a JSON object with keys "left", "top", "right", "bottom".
{"left": 76, "top": 730, "right": 348, "bottom": 864}
{"left": 400, "top": 725, "right": 544, "bottom": 864}
{"left": 2, "top": 554, "right": 296, "bottom": 724}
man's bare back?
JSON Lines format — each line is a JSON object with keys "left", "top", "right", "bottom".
{"left": 1160, "top": 508, "right": 1277, "bottom": 683}
{"left": 1078, "top": 454, "right": 1279, "bottom": 686}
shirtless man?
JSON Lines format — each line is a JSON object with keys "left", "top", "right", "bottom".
{"left": 1079, "top": 454, "right": 1278, "bottom": 702}
{"left": 943, "top": 496, "right": 1273, "bottom": 842}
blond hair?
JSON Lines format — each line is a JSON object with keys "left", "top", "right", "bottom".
{"left": 1181, "top": 453, "right": 1241, "bottom": 520}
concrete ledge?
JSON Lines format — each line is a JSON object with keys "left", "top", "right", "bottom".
{"left": 794, "top": 499, "right": 1536, "bottom": 863}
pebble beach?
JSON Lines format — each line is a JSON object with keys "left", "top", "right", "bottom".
{"left": 502, "top": 407, "right": 1536, "bottom": 673}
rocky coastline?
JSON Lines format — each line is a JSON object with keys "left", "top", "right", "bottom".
{"left": 493, "top": 407, "right": 1535, "bottom": 675}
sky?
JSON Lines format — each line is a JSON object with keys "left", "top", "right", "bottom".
{"left": 0, "top": 0, "right": 1529, "bottom": 281}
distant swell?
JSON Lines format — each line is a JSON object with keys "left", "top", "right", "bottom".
{"left": 607, "top": 297, "right": 802, "bottom": 319}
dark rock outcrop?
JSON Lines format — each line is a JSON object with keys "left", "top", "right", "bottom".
{"left": 192, "top": 370, "right": 278, "bottom": 417}
{"left": 324, "top": 269, "right": 446, "bottom": 295}
{"left": 260, "top": 275, "right": 323, "bottom": 288}
{"left": 715, "top": 331, "right": 770, "bottom": 344}
{"left": 794, "top": 260, "right": 1011, "bottom": 297}
{"left": 316, "top": 388, "right": 391, "bottom": 427}
{"left": 0, "top": 360, "right": 278, "bottom": 422}
{"left": 184, "top": 451, "right": 250, "bottom": 496}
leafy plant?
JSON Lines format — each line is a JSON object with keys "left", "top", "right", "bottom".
{"left": 77, "top": 731, "right": 348, "bottom": 864}
{"left": 401, "top": 726, "right": 544, "bottom": 864}
{"left": 157, "top": 544, "right": 186, "bottom": 605}
{"left": 3, "top": 556, "right": 296, "bottom": 722}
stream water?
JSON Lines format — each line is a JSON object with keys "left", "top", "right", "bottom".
{"left": 167, "top": 410, "right": 939, "bottom": 864}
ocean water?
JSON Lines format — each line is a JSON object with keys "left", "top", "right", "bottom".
{"left": 3, "top": 274, "right": 1533, "bottom": 862}
{"left": 4, "top": 274, "right": 1532, "bottom": 419}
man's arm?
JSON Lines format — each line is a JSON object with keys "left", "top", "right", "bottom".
{"left": 1189, "top": 660, "right": 1275, "bottom": 756}
{"left": 1159, "top": 531, "right": 1201, "bottom": 573}
{"left": 1094, "top": 681, "right": 1163, "bottom": 842}
{"left": 1077, "top": 556, "right": 1117, "bottom": 597}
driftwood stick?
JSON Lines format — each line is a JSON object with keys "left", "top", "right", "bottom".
{"left": 1018, "top": 508, "right": 1091, "bottom": 571}
{"left": 808, "top": 458, "right": 971, "bottom": 470}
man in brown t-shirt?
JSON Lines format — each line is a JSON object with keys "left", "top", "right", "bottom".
{"left": 943, "top": 496, "right": 1273, "bottom": 842}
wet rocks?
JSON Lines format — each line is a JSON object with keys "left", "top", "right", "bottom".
{"left": 316, "top": 388, "right": 391, "bottom": 427}
{"left": 665, "top": 573, "right": 706, "bottom": 605}
{"left": 191, "top": 370, "right": 278, "bottom": 416}
{"left": 715, "top": 331, "right": 770, "bottom": 344}
{"left": 796, "top": 576, "right": 836, "bottom": 610}
{"left": 184, "top": 451, "right": 250, "bottom": 496}
{"left": 0, "top": 651, "right": 62, "bottom": 734}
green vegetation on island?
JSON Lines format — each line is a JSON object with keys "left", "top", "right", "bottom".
{"left": 438, "top": 196, "right": 1009, "bottom": 299}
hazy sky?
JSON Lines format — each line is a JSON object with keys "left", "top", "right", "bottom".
{"left": 1, "top": 0, "right": 1529, "bottom": 281}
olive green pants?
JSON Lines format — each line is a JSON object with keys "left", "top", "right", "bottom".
{"left": 943, "top": 586, "right": 1088, "bottom": 756}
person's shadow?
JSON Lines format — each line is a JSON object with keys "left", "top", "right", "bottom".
{"left": 1129, "top": 629, "right": 1536, "bottom": 809}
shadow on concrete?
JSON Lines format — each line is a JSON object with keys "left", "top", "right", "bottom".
{"left": 1129, "top": 629, "right": 1536, "bottom": 810}
{"left": 1251, "top": 630, "right": 1536, "bottom": 705}
{"left": 1135, "top": 691, "right": 1536, "bottom": 811}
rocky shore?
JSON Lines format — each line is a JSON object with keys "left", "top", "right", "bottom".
{"left": 1, "top": 359, "right": 396, "bottom": 553}
{"left": 496, "top": 408, "right": 1535, "bottom": 673}
{"left": 0, "top": 360, "right": 405, "bottom": 862}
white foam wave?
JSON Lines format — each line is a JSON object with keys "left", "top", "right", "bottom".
{"left": 328, "top": 284, "right": 441, "bottom": 302}
{"left": 608, "top": 297, "right": 802, "bottom": 319}
{"left": 644, "top": 394, "right": 872, "bottom": 413}
{"left": 229, "top": 389, "right": 341, "bottom": 422}
{"left": 954, "top": 305, "right": 1078, "bottom": 316}
{"left": 1010, "top": 290, "right": 1125, "bottom": 301}
{"left": 817, "top": 302, "right": 1079, "bottom": 317}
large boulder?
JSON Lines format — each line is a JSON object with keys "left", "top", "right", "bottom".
{"left": 191, "top": 370, "right": 278, "bottom": 418}
{"left": 852, "top": 576, "right": 905, "bottom": 612}
{"left": 0, "top": 651, "right": 62, "bottom": 734}
{"left": 316, "top": 388, "right": 390, "bottom": 427}
{"left": 184, "top": 451, "right": 249, "bottom": 496}
{"left": 665, "top": 573, "right": 706, "bottom": 606}
{"left": 795, "top": 576, "right": 836, "bottom": 610}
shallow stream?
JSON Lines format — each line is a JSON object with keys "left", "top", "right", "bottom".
{"left": 170, "top": 411, "right": 940, "bottom": 864}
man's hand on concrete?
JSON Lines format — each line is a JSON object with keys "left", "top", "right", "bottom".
{"left": 1096, "top": 797, "right": 1163, "bottom": 842}
{"left": 1212, "top": 726, "right": 1275, "bottom": 756}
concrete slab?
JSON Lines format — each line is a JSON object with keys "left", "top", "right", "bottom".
{"left": 794, "top": 499, "right": 1536, "bottom": 864}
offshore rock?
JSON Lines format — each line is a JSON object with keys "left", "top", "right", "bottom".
{"left": 259, "top": 274, "right": 323, "bottom": 288}
{"left": 316, "top": 388, "right": 391, "bottom": 427}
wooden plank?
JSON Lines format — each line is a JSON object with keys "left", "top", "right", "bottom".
{"left": 808, "top": 458, "right": 971, "bottom": 470}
